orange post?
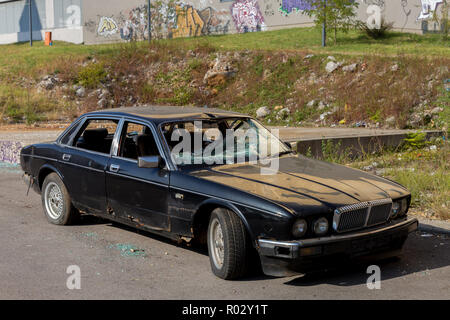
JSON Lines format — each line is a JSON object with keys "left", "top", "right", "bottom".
{"left": 45, "top": 32, "right": 52, "bottom": 46}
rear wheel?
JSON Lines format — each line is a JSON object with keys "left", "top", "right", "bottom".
{"left": 41, "top": 173, "right": 79, "bottom": 225}
{"left": 207, "top": 208, "right": 249, "bottom": 280}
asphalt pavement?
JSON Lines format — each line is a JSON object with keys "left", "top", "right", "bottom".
{"left": 0, "top": 167, "right": 449, "bottom": 300}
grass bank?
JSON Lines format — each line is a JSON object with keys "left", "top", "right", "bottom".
{"left": 317, "top": 134, "right": 449, "bottom": 220}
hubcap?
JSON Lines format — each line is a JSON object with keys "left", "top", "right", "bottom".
{"left": 209, "top": 218, "right": 224, "bottom": 269}
{"left": 44, "top": 182, "right": 63, "bottom": 220}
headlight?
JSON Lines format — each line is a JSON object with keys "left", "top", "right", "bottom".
{"left": 399, "top": 198, "right": 409, "bottom": 216}
{"left": 391, "top": 198, "right": 409, "bottom": 218}
{"left": 391, "top": 201, "right": 401, "bottom": 218}
{"left": 313, "top": 217, "right": 329, "bottom": 236}
{"left": 292, "top": 219, "right": 307, "bottom": 238}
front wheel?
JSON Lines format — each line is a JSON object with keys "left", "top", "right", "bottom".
{"left": 207, "top": 208, "right": 249, "bottom": 280}
{"left": 41, "top": 173, "right": 79, "bottom": 225}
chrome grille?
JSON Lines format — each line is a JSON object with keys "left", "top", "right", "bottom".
{"left": 338, "top": 208, "right": 368, "bottom": 231}
{"left": 333, "top": 199, "right": 392, "bottom": 233}
{"left": 367, "top": 202, "right": 392, "bottom": 226}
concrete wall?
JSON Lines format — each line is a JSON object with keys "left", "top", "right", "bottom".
{"left": 0, "top": 0, "right": 82, "bottom": 44}
{"left": 82, "top": 0, "right": 448, "bottom": 44}
{"left": 82, "top": 0, "right": 146, "bottom": 44}
{"left": 0, "top": 0, "right": 447, "bottom": 45}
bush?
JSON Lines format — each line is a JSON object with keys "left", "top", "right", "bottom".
{"left": 76, "top": 63, "right": 107, "bottom": 88}
{"left": 402, "top": 132, "right": 428, "bottom": 150}
{"left": 356, "top": 18, "right": 393, "bottom": 39}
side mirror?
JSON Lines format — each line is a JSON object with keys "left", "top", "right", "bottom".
{"left": 138, "top": 156, "right": 164, "bottom": 169}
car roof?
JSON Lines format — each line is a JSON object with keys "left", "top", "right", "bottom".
{"left": 84, "top": 105, "right": 248, "bottom": 125}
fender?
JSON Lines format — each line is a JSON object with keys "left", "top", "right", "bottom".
{"left": 37, "top": 163, "right": 65, "bottom": 191}
{"left": 194, "top": 198, "right": 255, "bottom": 240}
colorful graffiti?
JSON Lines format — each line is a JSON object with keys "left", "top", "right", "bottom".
{"left": 418, "top": 0, "right": 443, "bottom": 20}
{"left": 119, "top": 5, "right": 149, "bottom": 41}
{"left": 97, "top": 17, "right": 118, "bottom": 36}
{"left": 203, "top": 8, "right": 231, "bottom": 35}
{"left": 171, "top": 5, "right": 230, "bottom": 38}
{"left": 279, "top": 0, "right": 312, "bottom": 15}
{"left": 231, "top": 0, "right": 265, "bottom": 33}
{"left": 172, "top": 5, "right": 205, "bottom": 37}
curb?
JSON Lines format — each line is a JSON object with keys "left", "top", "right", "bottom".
{"left": 413, "top": 215, "right": 450, "bottom": 235}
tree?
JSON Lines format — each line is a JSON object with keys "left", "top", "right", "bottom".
{"left": 302, "top": 0, "right": 359, "bottom": 45}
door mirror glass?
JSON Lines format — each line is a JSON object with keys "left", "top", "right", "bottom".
{"left": 138, "top": 156, "right": 163, "bottom": 169}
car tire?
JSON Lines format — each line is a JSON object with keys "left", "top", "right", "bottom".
{"left": 207, "top": 208, "right": 249, "bottom": 280}
{"left": 41, "top": 173, "right": 79, "bottom": 225}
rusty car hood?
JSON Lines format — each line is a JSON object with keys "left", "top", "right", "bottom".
{"left": 190, "top": 155, "right": 409, "bottom": 213}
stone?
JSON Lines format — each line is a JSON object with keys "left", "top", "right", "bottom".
{"left": 327, "top": 56, "right": 336, "bottom": 61}
{"left": 203, "top": 54, "right": 237, "bottom": 86}
{"left": 430, "top": 107, "right": 443, "bottom": 115}
{"left": 40, "top": 79, "right": 55, "bottom": 90}
{"left": 326, "top": 61, "right": 340, "bottom": 73}
{"left": 342, "top": 63, "right": 358, "bottom": 72}
{"left": 317, "top": 101, "right": 326, "bottom": 110}
{"left": 304, "top": 54, "right": 314, "bottom": 59}
{"left": 203, "top": 71, "right": 235, "bottom": 86}
{"left": 385, "top": 116, "right": 396, "bottom": 126}
{"left": 76, "top": 86, "right": 86, "bottom": 98}
{"left": 391, "top": 64, "right": 399, "bottom": 72}
{"left": 276, "top": 108, "right": 290, "bottom": 120}
{"left": 97, "top": 98, "right": 108, "bottom": 108}
{"left": 98, "top": 89, "right": 110, "bottom": 100}
{"left": 306, "top": 100, "right": 316, "bottom": 108}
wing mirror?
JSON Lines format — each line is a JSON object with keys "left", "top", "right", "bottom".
{"left": 138, "top": 156, "right": 165, "bottom": 169}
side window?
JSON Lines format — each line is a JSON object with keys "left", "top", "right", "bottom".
{"left": 118, "top": 122, "right": 160, "bottom": 160}
{"left": 72, "top": 119, "right": 118, "bottom": 154}
{"left": 60, "top": 120, "right": 82, "bottom": 145}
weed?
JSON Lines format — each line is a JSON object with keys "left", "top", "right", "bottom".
{"left": 76, "top": 63, "right": 107, "bottom": 88}
{"left": 402, "top": 132, "right": 428, "bottom": 150}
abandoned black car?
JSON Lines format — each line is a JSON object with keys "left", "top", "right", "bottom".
{"left": 20, "top": 106, "right": 418, "bottom": 279}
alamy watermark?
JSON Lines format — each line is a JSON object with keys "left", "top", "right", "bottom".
{"left": 66, "top": 265, "right": 81, "bottom": 290}
{"left": 366, "top": 265, "right": 381, "bottom": 290}
{"left": 366, "top": 5, "right": 382, "bottom": 29}
{"left": 168, "top": 120, "right": 286, "bottom": 175}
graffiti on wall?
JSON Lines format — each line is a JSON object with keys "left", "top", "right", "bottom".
{"left": 262, "top": 0, "right": 275, "bottom": 16}
{"left": 231, "top": 0, "right": 265, "bottom": 33}
{"left": 170, "top": 4, "right": 231, "bottom": 38}
{"left": 92, "top": 5, "right": 149, "bottom": 40}
{"left": 363, "top": 0, "right": 385, "bottom": 10}
{"left": 97, "top": 17, "right": 118, "bottom": 36}
{"left": 418, "top": 0, "right": 443, "bottom": 20}
{"left": 119, "top": 5, "right": 149, "bottom": 41}
{"left": 203, "top": 8, "right": 231, "bottom": 35}
{"left": 279, "top": 0, "right": 312, "bottom": 16}
{"left": 172, "top": 5, "right": 205, "bottom": 37}
{"left": 400, "top": 0, "right": 412, "bottom": 30}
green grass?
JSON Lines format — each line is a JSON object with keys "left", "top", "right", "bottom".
{"left": 0, "top": 27, "right": 449, "bottom": 79}
{"left": 324, "top": 136, "right": 450, "bottom": 220}
{"left": 165, "top": 27, "right": 450, "bottom": 56}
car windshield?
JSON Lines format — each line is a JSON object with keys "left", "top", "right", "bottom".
{"left": 161, "top": 117, "right": 291, "bottom": 167}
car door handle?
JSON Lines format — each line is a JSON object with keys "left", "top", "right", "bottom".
{"left": 110, "top": 164, "right": 120, "bottom": 173}
{"left": 62, "top": 154, "right": 71, "bottom": 161}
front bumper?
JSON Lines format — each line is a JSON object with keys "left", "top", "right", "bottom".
{"left": 257, "top": 217, "right": 418, "bottom": 277}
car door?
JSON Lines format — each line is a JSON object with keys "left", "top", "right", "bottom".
{"left": 57, "top": 117, "right": 119, "bottom": 215}
{"left": 105, "top": 120, "right": 170, "bottom": 231}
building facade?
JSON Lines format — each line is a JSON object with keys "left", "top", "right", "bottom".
{"left": 0, "top": 0, "right": 447, "bottom": 45}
